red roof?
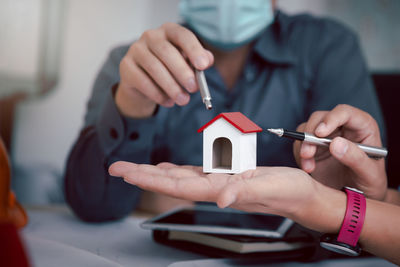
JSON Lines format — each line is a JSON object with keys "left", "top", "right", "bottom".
{"left": 197, "top": 112, "right": 262, "bottom": 133}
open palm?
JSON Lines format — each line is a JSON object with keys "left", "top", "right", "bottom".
{"left": 109, "top": 162, "right": 315, "bottom": 218}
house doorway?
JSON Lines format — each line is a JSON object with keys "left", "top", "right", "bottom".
{"left": 212, "top": 137, "right": 232, "bottom": 170}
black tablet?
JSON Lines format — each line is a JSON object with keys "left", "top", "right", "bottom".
{"left": 141, "top": 205, "right": 293, "bottom": 238}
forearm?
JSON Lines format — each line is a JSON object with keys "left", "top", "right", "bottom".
{"left": 65, "top": 128, "right": 142, "bottom": 222}
{"left": 293, "top": 183, "right": 400, "bottom": 265}
{"left": 315, "top": 186, "right": 400, "bottom": 265}
{"left": 359, "top": 198, "right": 400, "bottom": 264}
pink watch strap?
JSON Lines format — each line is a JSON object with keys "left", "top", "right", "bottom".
{"left": 337, "top": 187, "right": 366, "bottom": 247}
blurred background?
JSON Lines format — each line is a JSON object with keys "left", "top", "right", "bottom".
{"left": 1, "top": 0, "right": 399, "bottom": 205}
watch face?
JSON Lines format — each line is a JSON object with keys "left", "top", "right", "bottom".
{"left": 320, "top": 241, "right": 360, "bottom": 256}
{"left": 320, "top": 234, "right": 361, "bottom": 256}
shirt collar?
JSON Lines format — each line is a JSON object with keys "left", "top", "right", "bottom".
{"left": 253, "top": 11, "right": 297, "bottom": 66}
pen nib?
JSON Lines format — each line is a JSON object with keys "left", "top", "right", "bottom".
{"left": 204, "top": 99, "right": 212, "bottom": 110}
{"left": 267, "top": 128, "right": 284, "bottom": 137}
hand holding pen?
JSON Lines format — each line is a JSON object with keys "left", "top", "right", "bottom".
{"left": 114, "top": 23, "right": 214, "bottom": 119}
{"left": 287, "top": 105, "right": 388, "bottom": 201}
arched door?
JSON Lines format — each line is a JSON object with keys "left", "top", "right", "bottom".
{"left": 212, "top": 137, "right": 232, "bottom": 170}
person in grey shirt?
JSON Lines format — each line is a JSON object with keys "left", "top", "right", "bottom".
{"left": 64, "top": 0, "right": 385, "bottom": 222}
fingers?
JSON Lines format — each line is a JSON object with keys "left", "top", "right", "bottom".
{"left": 148, "top": 39, "right": 198, "bottom": 93}
{"left": 163, "top": 165, "right": 204, "bottom": 178}
{"left": 315, "top": 104, "right": 364, "bottom": 136}
{"left": 300, "top": 111, "right": 327, "bottom": 158}
{"left": 299, "top": 158, "right": 316, "bottom": 173}
{"left": 294, "top": 123, "right": 317, "bottom": 162}
{"left": 109, "top": 161, "right": 188, "bottom": 197}
{"left": 329, "top": 136, "right": 387, "bottom": 200}
{"left": 301, "top": 110, "right": 327, "bottom": 140}
{"left": 119, "top": 57, "right": 172, "bottom": 107}
{"left": 163, "top": 23, "right": 212, "bottom": 70}
{"left": 120, "top": 23, "right": 213, "bottom": 110}
{"left": 294, "top": 118, "right": 321, "bottom": 173}
{"left": 110, "top": 161, "right": 202, "bottom": 181}
{"left": 293, "top": 123, "right": 304, "bottom": 167}
{"left": 294, "top": 105, "right": 382, "bottom": 174}
{"left": 109, "top": 161, "right": 167, "bottom": 178}
{"left": 329, "top": 137, "right": 378, "bottom": 179}
{"left": 132, "top": 42, "right": 190, "bottom": 106}
{"left": 315, "top": 105, "right": 379, "bottom": 145}
{"left": 205, "top": 50, "right": 214, "bottom": 66}
{"left": 109, "top": 161, "right": 218, "bottom": 201}
{"left": 157, "top": 162, "right": 204, "bottom": 175}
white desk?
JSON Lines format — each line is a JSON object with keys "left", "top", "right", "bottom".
{"left": 21, "top": 207, "right": 396, "bottom": 267}
{"left": 22, "top": 207, "right": 202, "bottom": 267}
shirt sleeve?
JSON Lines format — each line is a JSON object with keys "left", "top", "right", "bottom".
{"left": 305, "top": 19, "right": 386, "bottom": 143}
{"left": 64, "top": 45, "right": 159, "bottom": 222}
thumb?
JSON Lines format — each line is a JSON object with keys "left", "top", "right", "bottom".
{"left": 216, "top": 184, "right": 241, "bottom": 208}
{"left": 329, "top": 137, "right": 372, "bottom": 178}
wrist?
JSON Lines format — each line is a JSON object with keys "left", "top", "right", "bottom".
{"left": 115, "top": 83, "right": 157, "bottom": 119}
{"left": 292, "top": 181, "right": 346, "bottom": 234}
{"left": 320, "top": 187, "right": 367, "bottom": 256}
{"left": 316, "top": 185, "right": 347, "bottom": 233}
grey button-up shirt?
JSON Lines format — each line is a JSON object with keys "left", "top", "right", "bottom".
{"left": 65, "top": 11, "right": 385, "bottom": 222}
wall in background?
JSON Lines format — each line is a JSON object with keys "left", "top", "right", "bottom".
{"left": 11, "top": 0, "right": 180, "bottom": 203}
{"left": 278, "top": 0, "right": 400, "bottom": 72}
{"left": 0, "top": 0, "right": 42, "bottom": 98}
{"left": 6, "top": 0, "right": 399, "bottom": 203}
{"left": 0, "top": 0, "right": 41, "bottom": 80}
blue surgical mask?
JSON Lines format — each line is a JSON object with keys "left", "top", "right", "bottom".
{"left": 179, "top": 0, "right": 274, "bottom": 50}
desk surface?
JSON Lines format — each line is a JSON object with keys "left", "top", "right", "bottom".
{"left": 21, "top": 206, "right": 396, "bottom": 267}
{"left": 22, "top": 206, "right": 202, "bottom": 267}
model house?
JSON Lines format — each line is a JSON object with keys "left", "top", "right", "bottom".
{"left": 197, "top": 112, "right": 262, "bottom": 174}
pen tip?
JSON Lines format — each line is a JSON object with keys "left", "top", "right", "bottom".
{"left": 266, "top": 128, "right": 283, "bottom": 137}
{"left": 204, "top": 99, "right": 212, "bottom": 110}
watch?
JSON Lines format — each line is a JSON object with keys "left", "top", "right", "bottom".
{"left": 320, "top": 187, "right": 366, "bottom": 256}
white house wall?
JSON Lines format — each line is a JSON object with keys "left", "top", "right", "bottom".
{"left": 202, "top": 118, "right": 257, "bottom": 174}
{"left": 203, "top": 118, "right": 241, "bottom": 173}
{"left": 239, "top": 133, "right": 257, "bottom": 171}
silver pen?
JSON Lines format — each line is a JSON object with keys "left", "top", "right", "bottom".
{"left": 195, "top": 69, "right": 212, "bottom": 110}
{"left": 267, "top": 128, "right": 388, "bottom": 158}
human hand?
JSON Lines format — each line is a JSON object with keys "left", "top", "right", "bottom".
{"left": 293, "top": 104, "right": 387, "bottom": 200}
{"left": 115, "top": 23, "right": 214, "bottom": 118}
{"left": 109, "top": 162, "right": 345, "bottom": 233}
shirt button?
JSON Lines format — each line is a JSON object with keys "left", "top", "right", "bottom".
{"left": 109, "top": 128, "right": 118, "bottom": 139}
{"left": 129, "top": 132, "right": 139, "bottom": 141}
